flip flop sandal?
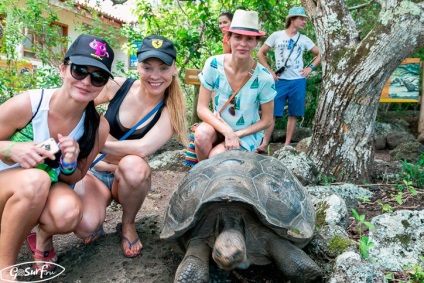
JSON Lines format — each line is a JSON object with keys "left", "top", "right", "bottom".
{"left": 116, "top": 223, "right": 141, "bottom": 258}
{"left": 25, "top": 233, "right": 57, "bottom": 272}
{"left": 82, "top": 225, "right": 105, "bottom": 244}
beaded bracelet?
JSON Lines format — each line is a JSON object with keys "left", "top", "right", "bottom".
{"left": 60, "top": 155, "right": 77, "bottom": 175}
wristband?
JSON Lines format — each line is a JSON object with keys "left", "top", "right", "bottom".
{"left": 60, "top": 165, "right": 76, "bottom": 176}
{"left": 308, "top": 64, "right": 316, "bottom": 71}
{"left": 60, "top": 155, "right": 77, "bottom": 169}
{"left": 60, "top": 155, "right": 77, "bottom": 175}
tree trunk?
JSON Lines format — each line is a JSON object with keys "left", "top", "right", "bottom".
{"left": 302, "top": 0, "right": 424, "bottom": 182}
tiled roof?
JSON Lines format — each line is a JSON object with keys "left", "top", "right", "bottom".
{"left": 75, "top": 0, "right": 138, "bottom": 24}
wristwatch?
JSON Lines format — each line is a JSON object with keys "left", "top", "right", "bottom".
{"left": 308, "top": 64, "right": 316, "bottom": 71}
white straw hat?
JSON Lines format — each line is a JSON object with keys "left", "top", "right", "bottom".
{"left": 227, "top": 10, "right": 266, "bottom": 37}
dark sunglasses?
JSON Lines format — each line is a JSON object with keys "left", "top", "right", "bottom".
{"left": 66, "top": 63, "right": 110, "bottom": 87}
{"left": 229, "top": 97, "right": 236, "bottom": 116}
{"left": 287, "top": 38, "right": 294, "bottom": 50}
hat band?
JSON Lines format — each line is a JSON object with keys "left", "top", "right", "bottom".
{"left": 229, "top": 26, "right": 260, "bottom": 33}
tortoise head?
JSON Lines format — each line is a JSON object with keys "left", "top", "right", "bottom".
{"left": 212, "top": 229, "right": 247, "bottom": 270}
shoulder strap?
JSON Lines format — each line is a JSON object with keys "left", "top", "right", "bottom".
{"left": 90, "top": 100, "right": 165, "bottom": 168}
{"left": 28, "top": 89, "right": 44, "bottom": 124}
{"left": 218, "top": 61, "right": 257, "bottom": 114}
{"left": 283, "top": 34, "right": 301, "bottom": 68}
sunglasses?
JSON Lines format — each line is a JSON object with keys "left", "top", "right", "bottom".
{"left": 229, "top": 97, "right": 236, "bottom": 116}
{"left": 287, "top": 38, "right": 294, "bottom": 50}
{"left": 67, "top": 63, "right": 110, "bottom": 87}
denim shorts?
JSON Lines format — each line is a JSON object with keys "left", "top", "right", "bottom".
{"left": 274, "top": 78, "right": 307, "bottom": 117}
{"left": 89, "top": 168, "right": 115, "bottom": 191}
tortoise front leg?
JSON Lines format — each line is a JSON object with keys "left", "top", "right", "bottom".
{"left": 267, "top": 238, "right": 322, "bottom": 283}
{"left": 174, "top": 239, "right": 211, "bottom": 283}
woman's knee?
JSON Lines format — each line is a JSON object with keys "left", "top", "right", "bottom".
{"left": 74, "top": 214, "right": 102, "bottom": 238}
{"left": 44, "top": 193, "right": 82, "bottom": 231}
{"left": 194, "top": 125, "right": 215, "bottom": 147}
{"left": 14, "top": 169, "right": 51, "bottom": 204}
{"left": 118, "top": 156, "right": 151, "bottom": 186}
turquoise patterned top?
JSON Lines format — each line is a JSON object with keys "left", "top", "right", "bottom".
{"left": 198, "top": 55, "right": 276, "bottom": 151}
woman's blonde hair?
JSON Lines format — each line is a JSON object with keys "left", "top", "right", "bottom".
{"left": 164, "top": 75, "right": 188, "bottom": 146}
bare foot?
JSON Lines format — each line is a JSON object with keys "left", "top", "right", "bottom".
{"left": 117, "top": 223, "right": 143, "bottom": 258}
{"left": 254, "top": 145, "right": 269, "bottom": 154}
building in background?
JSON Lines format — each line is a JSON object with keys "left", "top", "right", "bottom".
{"left": 0, "top": 0, "right": 138, "bottom": 75}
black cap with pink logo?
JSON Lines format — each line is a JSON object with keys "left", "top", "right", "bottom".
{"left": 65, "top": 34, "right": 114, "bottom": 78}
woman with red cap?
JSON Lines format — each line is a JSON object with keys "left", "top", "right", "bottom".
{"left": 194, "top": 10, "right": 276, "bottom": 160}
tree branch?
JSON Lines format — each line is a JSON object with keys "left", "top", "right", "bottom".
{"left": 178, "top": 22, "right": 206, "bottom": 75}
{"left": 348, "top": 0, "right": 375, "bottom": 11}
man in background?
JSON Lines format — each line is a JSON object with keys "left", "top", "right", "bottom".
{"left": 256, "top": 6, "right": 320, "bottom": 152}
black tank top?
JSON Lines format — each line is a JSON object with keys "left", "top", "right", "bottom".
{"left": 104, "top": 78, "right": 163, "bottom": 140}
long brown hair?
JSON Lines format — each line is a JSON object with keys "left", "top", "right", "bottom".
{"left": 164, "top": 75, "right": 188, "bottom": 146}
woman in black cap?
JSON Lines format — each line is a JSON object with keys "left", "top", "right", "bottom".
{"left": 0, "top": 34, "right": 114, "bottom": 276}
{"left": 73, "top": 35, "right": 187, "bottom": 258}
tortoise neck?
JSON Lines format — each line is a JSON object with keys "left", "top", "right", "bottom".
{"left": 217, "top": 205, "right": 246, "bottom": 234}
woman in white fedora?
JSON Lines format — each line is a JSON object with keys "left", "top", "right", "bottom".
{"left": 194, "top": 9, "right": 276, "bottom": 160}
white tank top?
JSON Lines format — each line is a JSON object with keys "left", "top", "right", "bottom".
{"left": 0, "top": 89, "right": 85, "bottom": 171}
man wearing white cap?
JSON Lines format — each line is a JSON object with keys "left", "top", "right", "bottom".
{"left": 256, "top": 7, "right": 320, "bottom": 152}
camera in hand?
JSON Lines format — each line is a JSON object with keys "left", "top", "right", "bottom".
{"left": 275, "top": 66, "right": 285, "bottom": 75}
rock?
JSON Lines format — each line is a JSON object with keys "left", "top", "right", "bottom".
{"left": 273, "top": 145, "right": 319, "bottom": 185}
{"left": 417, "top": 133, "right": 424, "bottom": 145}
{"left": 386, "top": 132, "right": 416, "bottom": 150}
{"left": 307, "top": 184, "right": 373, "bottom": 210}
{"left": 390, "top": 141, "right": 424, "bottom": 163}
{"left": 271, "top": 127, "right": 311, "bottom": 143}
{"left": 314, "top": 194, "right": 349, "bottom": 228}
{"left": 328, "top": 252, "right": 387, "bottom": 283}
{"left": 291, "top": 127, "right": 312, "bottom": 142}
{"left": 309, "top": 225, "right": 356, "bottom": 259}
{"left": 368, "top": 210, "right": 424, "bottom": 272}
{"left": 296, "top": 137, "right": 311, "bottom": 152}
{"left": 149, "top": 149, "right": 190, "bottom": 172}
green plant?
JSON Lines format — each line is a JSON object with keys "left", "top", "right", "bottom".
{"left": 377, "top": 201, "right": 393, "bottom": 213}
{"left": 391, "top": 191, "right": 403, "bottom": 205}
{"left": 357, "top": 196, "right": 371, "bottom": 202}
{"left": 351, "top": 208, "right": 375, "bottom": 259}
{"left": 319, "top": 173, "right": 335, "bottom": 185}
{"left": 404, "top": 260, "right": 424, "bottom": 283}
{"left": 358, "top": 236, "right": 374, "bottom": 259}
{"left": 399, "top": 156, "right": 424, "bottom": 189}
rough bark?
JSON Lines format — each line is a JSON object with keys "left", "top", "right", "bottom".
{"left": 302, "top": 0, "right": 424, "bottom": 182}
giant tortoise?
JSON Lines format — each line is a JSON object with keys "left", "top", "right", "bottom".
{"left": 160, "top": 150, "right": 322, "bottom": 283}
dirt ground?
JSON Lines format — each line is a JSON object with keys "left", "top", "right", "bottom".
{"left": 15, "top": 142, "right": 423, "bottom": 283}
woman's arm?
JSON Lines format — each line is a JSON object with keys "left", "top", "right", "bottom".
{"left": 94, "top": 77, "right": 126, "bottom": 106}
{"left": 101, "top": 107, "right": 174, "bottom": 158}
{"left": 197, "top": 85, "right": 234, "bottom": 136}
{"left": 58, "top": 116, "right": 110, "bottom": 184}
{"left": 0, "top": 92, "right": 33, "bottom": 140}
{"left": 235, "top": 100, "right": 274, "bottom": 138}
{"left": 0, "top": 92, "right": 57, "bottom": 167}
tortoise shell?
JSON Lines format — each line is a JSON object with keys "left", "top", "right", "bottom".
{"left": 160, "top": 150, "right": 316, "bottom": 248}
